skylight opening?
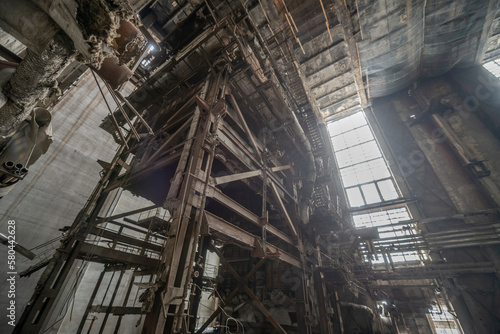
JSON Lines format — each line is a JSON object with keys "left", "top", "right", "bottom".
{"left": 429, "top": 304, "right": 463, "bottom": 334}
{"left": 483, "top": 58, "right": 500, "bottom": 79}
{"left": 327, "top": 111, "right": 426, "bottom": 264}
{"left": 328, "top": 111, "right": 399, "bottom": 207}
{"left": 353, "top": 208, "right": 426, "bottom": 264}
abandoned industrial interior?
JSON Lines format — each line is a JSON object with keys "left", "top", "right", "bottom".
{"left": 1, "top": 0, "right": 500, "bottom": 333}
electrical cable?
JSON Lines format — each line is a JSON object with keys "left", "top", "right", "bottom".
{"left": 197, "top": 279, "right": 245, "bottom": 333}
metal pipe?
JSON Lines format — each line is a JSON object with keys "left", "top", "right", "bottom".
{"left": 0, "top": 233, "right": 36, "bottom": 259}
{"left": 3, "top": 161, "right": 14, "bottom": 170}
{"left": 103, "top": 80, "right": 141, "bottom": 141}
{"left": 0, "top": 175, "right": 16, "bottom": 184}
{"left": 286, "top": 111, "right": 317, "bottom": 224}
{"left": 427, "top": 230, "right": 499, "bottom": 241}
{"left": 91, "top": 70, "right": 129, "bottom": 148}
{"left": 438, "top": 240, "right": 500, "bottom": 249}
{"left": 429, "top": 235, "right": 500, "bottom": 245}
{"left": 113, "top": 90, "right": 154, "bottom": 135}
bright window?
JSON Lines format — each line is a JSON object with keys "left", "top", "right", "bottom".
{"left": 353, "top": 208, "right": 424, "bottom": 263}
{"left": 483, "top": 58, "right": 500, "bottom": 78}
{"left": 430, "top": 304, "right": 463, "bottom": 334}
{"left": 327, "top": 111, "right": 425, "bottom": 264}
{"left": 328, "top": 111, "right": 399, "bottom": 207}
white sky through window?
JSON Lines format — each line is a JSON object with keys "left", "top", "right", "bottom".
{"left": 328, "top": 111, "right": 399, "bottom": 207}
{"left": 483, "top": 58, "right": 500, "bottom": 78}
{"left": 327, "top": 111, "right": 423, "bottom": 263}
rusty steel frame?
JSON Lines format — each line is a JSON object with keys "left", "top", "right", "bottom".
{"left": 141, "top": 63, "right": 305, "bottom": 333}
{"left": 15, "top": 17, "right": 317, "bottom": 334}
{"left": 195, "top": 245, "right": 288, "bottom": 334}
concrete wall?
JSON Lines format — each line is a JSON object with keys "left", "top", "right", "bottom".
{"left": 0, "top": 28, "right": 26, "bottom": 58}
{"left": 0, "top": 71, "right": 129, "bottom": 332}
{"left": 371, "top": 66, "right": 500, "bottom": 333}
{"left": 51, "top": 190, "right": 155, "bottom": 334}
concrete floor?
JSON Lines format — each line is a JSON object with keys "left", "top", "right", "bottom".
{"left": 0, "top": 71, "right": 130, "bottom": 331}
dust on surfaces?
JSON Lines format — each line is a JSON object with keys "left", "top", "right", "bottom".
{"left": 75, "top": 0, "right": 144, "bottom": 68}
{"left": 118, "top": 32, "right": 147, "bottom": 68}
{"left": 0, "top": 36, "right": 74, "bottom": 138}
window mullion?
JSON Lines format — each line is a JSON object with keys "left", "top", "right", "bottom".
{"left": 333, "top": 138, "right": 376, "bottom": 153}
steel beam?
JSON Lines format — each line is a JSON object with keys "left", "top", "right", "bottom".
{"left": 89, "top": 306, "right": 142, "bottom": 315}
{"left": 201, "top": 183, "right": 295, "bottom": 246}
{"left": 245, "top": 286, "right": 287, "bottom": 334}
{"left": 77, "top": 266, "right": 107, "bottom": 333}
{"left": 204, "top": 211, "right": 301, "bottom": 267}
{"left": 217, "top": 120, "right": 296, "bottom": 201}
{"left": 78, "top": 243, "right": 159, "bottom": 268}
{"left": 0, "top": 44, "right": 22, "bottom": 63}
{"left": 196, "top": 246, "right": 287, "bottom": 334}
{"left": 213, "top": 165, "right": 291, "bottom": 185}
{"left": 229, "top": 93, "right": 263, "bottom": 161}
{"left": 88, "top": 227, "right": 164, "bottom": 252}
{"left": 269, "top": 181, "right": 297, "bottom": 237}
{"left": 94, "top": 205, "right": 158, "bottom": 224}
